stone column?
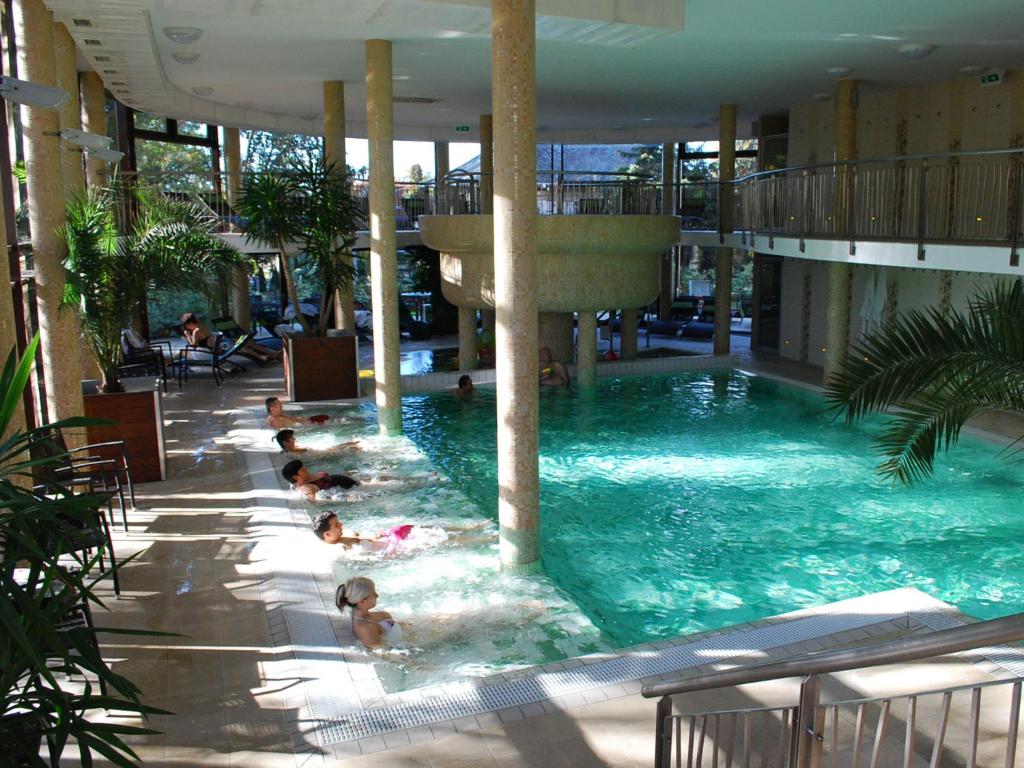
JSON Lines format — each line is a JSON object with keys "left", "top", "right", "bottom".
{"left": 458, "top": 307, "right": 478, "bottom": 370}
{"left": 492, "top": 0, "right": 539, "bottom": 571}
{"left": 660, "top": 142, "right": 675, "bottom": 319}
{"left": 366, "top": 40, "right": 402, "bottom": 435}
{"left": 15, "top": 0, "right": 84, "bottom": 429}
{"left": 537, "top": 311, "right": 573, "bottom": 364}
{"left": 79, "top": 71, "right": 107, "bottom": 190}
{"left": 324, "top": 80, "right": 355, "bottom": 332}
{"left": 482, "top": 309, "right": 496, "bottom": 332}
{"left": 53, "top": 23, "right": 84, "bottom": 199}
{"left": 715, "top": 104, "right": 736, "bottom": 356}
{"left": 434, "top": 141, "right": 449, "bottom": 212}
{"left": 480, "top": 113, "right": 493, "bottom": 214}
{"left": 0, "top": 180, "right": 23, "bottom": 437}
{"left": 824, "top": 80, "right": 858, "bottom": 383}
{"left": 223, "top": 127, "right": 251, "bottom": 329}
{"left": 620, "top": 307, "right": 638, "bottom": 359}
{"left": 576, "top": 311, "right": 597, "bottom": 388}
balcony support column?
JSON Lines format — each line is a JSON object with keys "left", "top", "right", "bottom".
{"left": 715, "top": 103, "right": 736, "bottom": 355}
{"left": 620, "top": 307, "right": 638, "bottom": 359}
{"left": 324, "top": 80, "right": 356, "bottom": 333}
{"left": 660, "top": 142, "right": 675, "bottom": 320}
{"left": 480, "top": 114, "right": 494, "bottom": 215}
{"left": 434, "top": 141, "right": 449, "bottom": 211}
{"left": 576, "top": 311, "right": 596, "bottom": 388}
{"left": 366, "top": 40, "right": 402, "bottom": 435}
{"left": 15, "top": 0, "right": 84, "bottom": 432}
{"left": 458, "top": 307, "right": 479, "bottom": 370}
{"left": 492, "top": 0, "right": 539, "bottom": 572}
{"left": 54, "top": 23, "right": 84, "bottom": 199}
{"left": 223, "top": 127, "right": 251, "bottom": 330}
{"left": 80, "top": 71, "right": 107, "bottom": 190}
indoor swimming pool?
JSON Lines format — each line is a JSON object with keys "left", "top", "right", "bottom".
{"left": 294, "top": 370, "right": 1024, "bottom": 692}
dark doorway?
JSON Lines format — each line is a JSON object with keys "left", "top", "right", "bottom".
{"left": 751, "top": 254, "right": 782, "bottom": 350}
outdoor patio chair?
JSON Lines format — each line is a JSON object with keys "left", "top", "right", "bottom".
{"left": 120, "top": 330, "right": 170, "bottom": 392}
{"left": 176, "top": 331, "right": 252, "bottom": 388}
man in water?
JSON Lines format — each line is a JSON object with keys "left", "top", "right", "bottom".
{"left": 312, "top": 511, "right": 493, "bottom": 552}
{"left": 454, "top": 374, "right": 474, "bottom": 398}
{"left": 539, "top": 346, "right": 570, "bottom": 387}
{"left": 265, "top": 396, "right": 330, "bottom": 429}
{"left": 282, "top": 460, "right": 359, "bottom": 501}
{"left": 275, "top": 429, "right": 361, "bottom": 454}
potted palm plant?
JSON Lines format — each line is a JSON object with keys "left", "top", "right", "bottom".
{"left": 62, "top": 184, "right": 243, "bottom": 481}
{"left": 236, "top": 157, "right": 362, "bottom": 400}
{"left": 1, "top": 338, "right": 169, "bottom": 766}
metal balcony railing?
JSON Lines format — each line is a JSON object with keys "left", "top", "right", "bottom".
{"left": 676, "top": 148, "right": 1024, "bottom": 266}
{"left": 643, "top": 611, "right": 1024, "bottom": 768}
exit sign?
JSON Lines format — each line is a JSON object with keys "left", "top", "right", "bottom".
{"left": 455, "top": 124, "right": 471, "bottom": 132}
{"left": 980, "top": 70, "right": 1004, "bottom": 87}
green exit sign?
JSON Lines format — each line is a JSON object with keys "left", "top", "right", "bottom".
{"left": 980, "top": 71, "right": 1003, "bottom": 86}
{"left": 455, "top": 125, "right": 471, "bottom": 132}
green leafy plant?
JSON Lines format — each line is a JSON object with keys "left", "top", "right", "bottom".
{"left": 0, "top": 337, "right": 168, "bottom": 766}
{"left": 826, "top": 279, "right": 1024, "bottom": 484}
{"left": 62, "top": 183, "right": 244, "bottom": 393}
{"left": 236, "top": 157, "right": 361, "bottom": 336}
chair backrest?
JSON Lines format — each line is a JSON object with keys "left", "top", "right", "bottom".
{"left": 211, "top": 316, "right": 245, "bottom": 337}
{"left": 216, "top": 333, "right": 251, "bottom": 361}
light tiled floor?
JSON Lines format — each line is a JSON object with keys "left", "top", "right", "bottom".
{"left": 70, "top": 348, "right": 1022, "bottom": 767}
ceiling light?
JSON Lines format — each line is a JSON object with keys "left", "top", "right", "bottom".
{"left": 828, "top": 66, "right": 853, "bottom": 78}
{"left": 162, "top": 26, "right": 203, "bottom": 44}
{"left": 82, "top": 39, "right": 102, "bottom": 46}
{"left": 192, "top": 86, "right": 213, "bottom": 97}
{"left": 72, "top": 18, "right": 94, "bottom": 27}
{"left": 88, "top": 147, "right": 123, "bottom": 163}
{"left": 897, "top": 43, "right": 935, "bottom": 60}
{"left": 93, "top": 55, "right": 111, "bottom": 62}
{"left": 0, "top": 76, "right": 69, "bottom": 110}
{"left": 960, "top": 65, "right": 985, "bottom": 75}
{"left": 813, "top": 93, "right": 833, "bottom": 102}
{"left": 171, "top": 52, "right": 200, "bottom": 64}
{"left": 57, "top": 129, "right": 111, "bottom": 149}
{"left": 393, "top": 96, "right": 437, "bottom": 104}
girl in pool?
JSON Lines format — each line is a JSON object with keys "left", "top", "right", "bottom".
{"left": 336, "top": 577, "right": 401, "bottom": 648}
{"left": 312, "top": 511, "right": 492, "bottom": 554}
{"left": 274, "top": 428, "right": 361, "bottom": 455}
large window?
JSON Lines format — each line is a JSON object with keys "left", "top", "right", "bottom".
{"left": 679, "top": 140, "right": 758, "bottom": 182}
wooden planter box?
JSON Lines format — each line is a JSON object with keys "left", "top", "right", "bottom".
{"left": 82, "top": 385, "right": 166, "bottom": 483}
{"left": 284, "top": 335, "right": 359, "bottom": 402}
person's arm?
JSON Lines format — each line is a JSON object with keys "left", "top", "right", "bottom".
{"left": 555, "top": 362, "right": 570, "bottom": 385}
{"left": 352, "top": 619, "right": 384, "bottom": 649}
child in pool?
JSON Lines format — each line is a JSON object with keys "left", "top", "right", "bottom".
{"left": 275, "top": 428, "right": 361, "bottom": 455}
{"left": 283, "top": 460, "right": 403, "bottom": 501}
{"left": 265, "top": 396, "right": 331, "bottom": 429}
{"left": 312, "top": 511, "right": 492, "bottom": 554}
{"left": 336, "top": 577, "right": 401, "bottom": 649}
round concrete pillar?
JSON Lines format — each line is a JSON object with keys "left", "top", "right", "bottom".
{"left": 538, "top": 311, "right": 573, "bottom": 366}
{"left": 458, "top": 307, "right": 479, "bottom": 370}
{"left": 79, "top": 71, "right": 107, "bottom": 191}
{"left": 435, "top": 142, "right": 449, "bottom": 212}
{"left": 576, "top": 311, "right": 597, "bottom": 389}
{"left": 324, "top": 80, "right": 356, "bottom": 333}
{"left": 715, "top": 104, "right": 736, "bottom": 355}
{"left": 492, "top": 0, "right": 539, "bottom": 571}
{"left": 366, "top": 40, "right": 402, "bottom": 435}
{"left": 620, "top": 307, "right": 638, "bottom": 359}
{"left": 223, "top": 127, "right": 251, "bottom": 330}
{"left": 15, "top": 0, "right": 84, "bottom": 431}
{"left": 53, "top": 23, "right": 84, "bottom": 199}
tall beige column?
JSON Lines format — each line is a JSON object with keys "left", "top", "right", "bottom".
{"left": 223, "top": 127, "right": 251, "bottom": 329}
{"left": 324, "top": 80, "right": 355, "bottom": 333}
{"left": 458, "top": 307, "right": 478, "bottom": 370}
{"left": 537, "top": 311, "right": 573, "bottom": 364}
{"left": 660, "top": 142, "right": 675, "bottom": 319}
{"left": 824, "top": 80, "right": 858, "bottom": 383}
{"left": 15, "top": 0, "right": 84, "bottom": 429}
{"left": 480, "top": 114, "right": 494, "bottom": 215}
{"left": 714, "top": 104, "right": 736, "bottom": 355}
{"left": 0, "top": 182, "right": 24, "bottom": 436}
{"left": 54, "top": 23, "right": 84, "bottom": 199}
{"left": 366, "top": 40, "right": 402, "bottom": 435}
{"left": 576, "top": 311, "right": 597, "bottom": 389}
{"left": 492, "top": 0, "right": 539, "bottom": 571}
{"left": 79, "top": 71, "right": 107, "bottom": 190}
{"left": 434, "top": 141, "right": 449, "bottom": 212}
{"left": 620, "top": 307, "right": 638, "bottom": 359}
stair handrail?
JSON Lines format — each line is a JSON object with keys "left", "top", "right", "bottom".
{"left": 643, "top": 611, "right": 1024, "bottom": 700}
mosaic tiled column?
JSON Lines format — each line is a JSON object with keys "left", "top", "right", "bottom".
{"left": 576, "top": 311, "right": 597, "bottom": 389}
{"left": 223, "top": 127, "right": 251, "bottom": 329}
{"left": 366, "top": 40, "right": 402, "bottom": 435}
{"left": 620, "top": 307, "right": 638, "bottom": 359}
{"left": 715, "top": 104, "right": 736, "bottom": 355}
{"left": 480, "top": 113, "right": 493, "bottom": 215}
{"left": 324, "top": 80, "right": 355, "bottom": 333}
{"left": 824, "top": 80, "right": 858, "bottom": 384}
{"left": 492, "top": 0, "right": 539, "bottom": 571}
{"left": 659, "top": 142, "right": 675, "bottom": 320}
{"left": 458, "top": 307, "right": 478, "bottom": 370}
{"left": 15, "top": 0, "right": 84, "bottom": 430}
{"left": 53, "top": 23, "right": 83, "bottom": 199}
{"left": 434, "top": 142, "right": 449, "bottom": 212}
{"left": 79, "top": 71, "right": 107, "bottom": 191}
{"left": 537, "top": 312, "right": 573, "bottom": 365}
{"left": 0, "top": 182, "right": 23, "bottom": 436}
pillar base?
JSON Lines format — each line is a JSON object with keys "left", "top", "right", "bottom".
{"left": 499, "top": 525, "right": 541, "bottom": 571}
{"left": 377, "top": 405, "right": 403, "bottom": 436}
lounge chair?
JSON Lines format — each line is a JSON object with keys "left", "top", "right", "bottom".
{"left": 176, "top": 331, "right": 252, "bottom": 388}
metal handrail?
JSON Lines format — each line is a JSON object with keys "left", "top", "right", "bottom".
{"left": 643, "top": 611, "right": 1024, "bottom": 699}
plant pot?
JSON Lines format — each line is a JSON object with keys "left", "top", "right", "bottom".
{"left": 1, "top": 713, "right": 47, "bottom": 766}
{"left": 82, "top": 381, "right": 167, "bottom": 483}
{"left": 284, "top": 335, "right": 359, "bottom": 402}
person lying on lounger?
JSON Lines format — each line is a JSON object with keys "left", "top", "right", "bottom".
{"left": 265, "top": 397, "right": 330, "bottom": 429}
{"left": 311, "top": 511, "right": 492, "bottom": 554}
{"left": 274, "top": 429, "right": 361, "bottom": 454}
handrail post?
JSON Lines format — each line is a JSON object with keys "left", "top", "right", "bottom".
{"left": 655, "top": 695, "right": 673, "bottom": 768}
{"left": 796, "top": 674, "right": 823, "bottom": 768}
{"left": 916, "top": 159, "right": 928, "bottom": 261}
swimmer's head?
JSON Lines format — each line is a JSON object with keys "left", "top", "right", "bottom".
{"left": 275, "top": 429, "right": 296, "bottom": 452}
{"left": 265, "top": 396, "right": 282, "bottom": 415}
{"left": 336, "top": 576, "right": 376, "bottom": 612}
{"left": 312, "top": 511, "right": 343, "bottom": 543}
{"left": 282, "top": 459, "right": 304, "bottom": 484}
{"left": 539, "top": 346, "right": 553, "bottom": 364}
{"left": 457, "top": 374, "right": 473, "bottom": 392}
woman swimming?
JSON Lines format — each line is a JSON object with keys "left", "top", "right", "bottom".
{"left": 336, "top": 577, "right": 402, "bottom": 649}
{"left": 312, "top": 511, "right": 492, "bottom": 554}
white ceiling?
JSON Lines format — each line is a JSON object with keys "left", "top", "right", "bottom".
{"left": 47, "top": 0, "right": 1024, "bottom": 142}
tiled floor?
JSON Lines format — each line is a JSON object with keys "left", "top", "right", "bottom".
{"left": 71, "top": 341, "right": 1023, "bottom": 767}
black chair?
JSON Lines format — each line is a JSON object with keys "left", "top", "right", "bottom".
{"left": 177, "top": 331, "right": 252, "bottom": 388}
{"left": 120, "top": 330, "right": 172, "bottom": 392}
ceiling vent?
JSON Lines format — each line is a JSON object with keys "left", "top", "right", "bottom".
{"left": 72, "top": 18, "right": 94, "bottom": 27}
{"left": 93, "top": 55, "right": 111, "bottom": 62}
{"left": 394, "top": 96, "right": 438, "bottom": 104}
{"left": 83, "top": 39, "right": 102, "bottom": 46}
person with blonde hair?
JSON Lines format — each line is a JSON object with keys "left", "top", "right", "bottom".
{"left": 335, "top": 577, "right": 401, "bottom": 648}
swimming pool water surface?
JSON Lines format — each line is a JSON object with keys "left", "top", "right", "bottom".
{"left": 312, "top": 370, "right": 1024, "bottom": 691}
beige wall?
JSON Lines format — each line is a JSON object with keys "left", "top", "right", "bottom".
{"left": 788, "top": 70, "right": 1024, "bottom": 163}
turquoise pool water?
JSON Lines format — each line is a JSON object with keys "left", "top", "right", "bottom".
{"left": 310, "top": 370, "right": 1023, "bottom": 690}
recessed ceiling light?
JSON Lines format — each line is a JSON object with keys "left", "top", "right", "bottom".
{"left": 897, "top": 43, "right": 935, "bottom": 60}
{"left": 813, "top": 92, "right": 833, "bottom": 102}
{"left": 192, "top": 86, "right": 213, "bottom": 97}
{"left": 828, "top": 66, "right": 853, "bottom": 78}
{"left": 163, "top": 26, "right": 203, "bottom": 44}
{"left": 171, "top": 52, "right": 199, "bottom": 64}
{"left": 960, "top": 65, "right": 985, "bottom": 75}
